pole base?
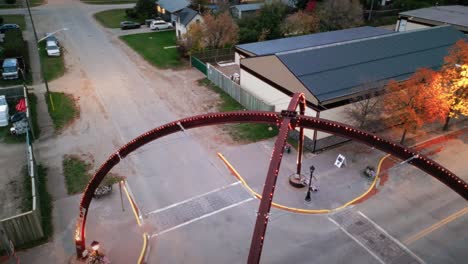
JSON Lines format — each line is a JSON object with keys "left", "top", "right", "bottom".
{"left": 288, "top": 174, "right": 306, "bottom": 188}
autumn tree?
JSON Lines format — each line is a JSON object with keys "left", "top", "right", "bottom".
{"left": 383, "top": 68, "right": 449, "bottom": 144}
{"left": 436, "top": 39, "right": 468, "bottom": 130}
{"left": 178, "top": 22, "right": 205, "bottom": 55}
{"left": 281, "top": 10, "right": 320, "bottom": 36}
{"left": 317, "top": 0, "right": 363, "bottom": 31}
{"left": 203, "top": 12, "right": 239, "bottom": 49}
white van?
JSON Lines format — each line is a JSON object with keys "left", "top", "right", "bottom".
{"left": 2, "top": 58, "right": 19, "bottom": 80}
{"left": 150, "top": 20, "right": 172, "bottom": 30}
{"left": 0, "top": 95, "right": 9, "bottom": 127}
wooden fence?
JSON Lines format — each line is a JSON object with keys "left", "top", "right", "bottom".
{"left": 0, "top": 87, "right": 43, "bottom": 254}
{"left": 207, "top": 63, "right": 274, "bottom": 111}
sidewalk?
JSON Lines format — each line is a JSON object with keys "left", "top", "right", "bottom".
{"left": 219, "top": 120, "right": 467, "bottom": 212}
{"left": 17, "top": 187, "right": 144, "bottom": 264}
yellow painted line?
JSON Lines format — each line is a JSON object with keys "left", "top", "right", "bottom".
{"left": 217, "top": 153, "right": 390, "bottom": 214}
{"left": 404, "top": 207, "right": 468, "bottom": 245}
{"left": 49, "top": 93, "right": 55, "bottom": 111}
{"left": 137, "top": 232, "right": 148, "bottom": 264}
{"left": 122, "top": 181, "right": 142, "bottom": 226}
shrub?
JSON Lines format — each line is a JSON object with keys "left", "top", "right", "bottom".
{"left": 2, "top": 30, "right": 26, "bottom": 59}
{"left": 5, "top": 0, "right": 16, "bottom": 4}
{"left": 0, "top": 17, "right": 4, "bottom": 25}
{"left": 125, "top": 8, "right": 137, "bottom": 19}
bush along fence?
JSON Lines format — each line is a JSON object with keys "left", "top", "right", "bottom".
{"left": 0, "top": 88, "right": 43, "bottom": 255}
{"left": 206, "top": 63, "right": 274, "bottom": 112}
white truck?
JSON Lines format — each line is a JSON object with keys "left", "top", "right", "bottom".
{"left": 0, "top": 95, "right": 9, "bottom": 127}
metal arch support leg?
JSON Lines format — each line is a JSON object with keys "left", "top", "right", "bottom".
{"left": 247, "top": 93, "right": 305, "bottom": 264}
{"left": 296, "top": 96, "right": 306, "bottom": 175}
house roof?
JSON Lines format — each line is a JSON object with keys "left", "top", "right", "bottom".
{"left": 275, "top": 25, "right": 467, "bottom": 105}
{"left": 157, "top": 0, "right": 190, "bottom": 13}
{"left": 399, "top": 5, "right": 468, "bottom": 29}
{"left": 231, "top": 3, "right": 264, "bottom": 12}
{"left": 236, "top": 27, "right": 393, "bottom": 57}
{"left": 178, "top": 8, "right": 199, "bottom": 26}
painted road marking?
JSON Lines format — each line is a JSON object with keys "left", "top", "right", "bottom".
{"left": 329, "top": 209, "right": 425, "bottom": 264}
{"left": 150, "top": 198, "right": 254, "bottom": 238}
{"left": 404, "top": 207, "right": 468, "bottom": 245}
{"left": 146, "top": 181, "right": 241, "bottom": 216}
{"left": 147, "top": 182, "right": 253, "bottom": 238}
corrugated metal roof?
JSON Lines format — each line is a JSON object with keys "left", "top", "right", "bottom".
{"left": 232, "top": 3, "right": 264, "bottom": 12}
{"left": 157, "top": 0, "right": 190, "bottom": 13}
{"left": 178, "top": 8, "right": 198, "bottom": 26}
{"left": 400, "top": 5, "right": 468, "bottom": 28}
{"left": 276, "top": 25, "right": 467, "bottom": 104}
{"left": 236, "top": 27, "right": 393, "bottom": 56}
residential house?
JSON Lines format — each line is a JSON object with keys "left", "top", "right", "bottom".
{"left": 396, "top": 5, "right": 468, "bottom": 34}
{"left": 236, "top": 26, "right": 467, "bottom": 150}
{"left": 230, "top": 3, "right": 264, "bottom": 19}
{"left": 175, "top": 8, "right": 203, "bottom": 39}
{"left": 155, "top": 0, "right": 191, "bottom": 26}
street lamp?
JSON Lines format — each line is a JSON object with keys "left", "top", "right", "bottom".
{"left": 305, "top": 166, "right": 315, "bottom": 202}
{"left": 37, "top": 28, "right": 69, "bottom": 43}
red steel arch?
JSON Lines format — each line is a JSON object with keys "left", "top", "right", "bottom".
{"left": 74, "top": 93, "right": 468, "bottom": 263}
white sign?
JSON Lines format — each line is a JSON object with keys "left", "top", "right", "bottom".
{"left": 334, "top": 154, "right": 346, "bottom": 168}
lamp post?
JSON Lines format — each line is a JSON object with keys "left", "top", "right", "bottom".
{"left": 305, "top": 166, "right": 315, "bottom": 202}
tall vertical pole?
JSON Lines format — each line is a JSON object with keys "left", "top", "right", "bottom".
{"left": 296, "top": 96, "right": 306, "bottom": 175}
{"left": 248, "top": 93, "right": 304, "bottom": 264}
{"left": 312, "top": 111, "right": 320, "bottom": 152}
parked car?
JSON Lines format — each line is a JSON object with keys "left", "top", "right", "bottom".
{"left": 0, "top": 95, "right": 9, "bottom": 127}
{"left": 2, "top": 58, "right": 19, "bottom": 80}
{"left": 150, "top": 20, "right": 172, "bottom": 31}
{"left": 120, "top": 21, "right": 141, "bottom": 30}
{"left": 0, "top": 24, "right": 20, "bottom": 34}
{"left": 46, "top": 40, "right": 61, "bottom": 57}
{"left": 45, "top": 33, "right": 60, "bottom": 46}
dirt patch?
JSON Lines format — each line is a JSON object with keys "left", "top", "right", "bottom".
{"left": 0, "top": 143, "right": 28, "bottom": 219}
{"left": 110, "top": 35, "right": 238, "bottom": 150}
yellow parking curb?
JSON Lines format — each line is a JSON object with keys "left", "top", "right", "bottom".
{"left": 217, "top": 152, "right": 390, "bottom": 214}
{"left": 137, "top": 232, "right": 149, "bottom": 264}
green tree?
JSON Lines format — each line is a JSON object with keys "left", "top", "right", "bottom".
{"left": 134, "top": 0, "right": 157, "bottom": 19}
{"left": 317, "top": 0, "right": 363, "bottom": 31}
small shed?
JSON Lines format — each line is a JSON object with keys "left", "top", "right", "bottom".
{"left": 230, "top": 3, "right": 264, "bottom": 19}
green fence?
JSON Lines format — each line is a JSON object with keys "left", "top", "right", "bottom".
{"left": 190, "top": 56, "right": 207, "bottom": 75}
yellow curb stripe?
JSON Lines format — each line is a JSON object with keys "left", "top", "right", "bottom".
{"left": 138, "top": 232, "right": 149, "bottom": 264}
{"left": 217, "top": 152, "right": 390, "bottom": 214}
{"left": 122, "top": 181, "right": 142, "bottom": 226}
{"left": 404, "top": 207, "right": 468, "bottom": 245}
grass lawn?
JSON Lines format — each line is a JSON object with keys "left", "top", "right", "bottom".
{"left": 198, "top": 78, "right": 279, "bottom": 142}
{"left": 63, "top": 155, "right": 92, "bottom": 195}
{"left": 83, "top": 0, "right": 136, "bottom": 4}
{"left": 46, "top": 92, "right": 78, "bottom": 131}
{"left": 1, "top": 14, "right": 26, "bottom": 29}
{"left": 94, "top": 9, "right": 141, "bottom": 28}
{"left": 39, "top": 41, "right": 66, "bottom": 82}
{"left": 63, "top": 155, "right": 124, "bottom": 195}
{"left": 120, "top": 31, "right": 183, "bottom": 69}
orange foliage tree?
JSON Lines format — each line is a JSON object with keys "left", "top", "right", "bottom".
{"left": 202, "top": 11, "right": 238, "bottom": 49}
{"left": 436, "top": 39, "right": 468, "bottom": 130}
{"left": 383, "top": 68, "right": 449, "bottom": 144}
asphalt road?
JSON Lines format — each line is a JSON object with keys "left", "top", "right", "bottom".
{"left": 11, "top": 1, "right": 467, "bottom": 263}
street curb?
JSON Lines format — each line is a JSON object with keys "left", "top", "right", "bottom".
{"left": 122, "top": 180, "right": 144, "bottom": 226}
{"left": 138, "top": 232, "right": 150, "bottom": 264}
